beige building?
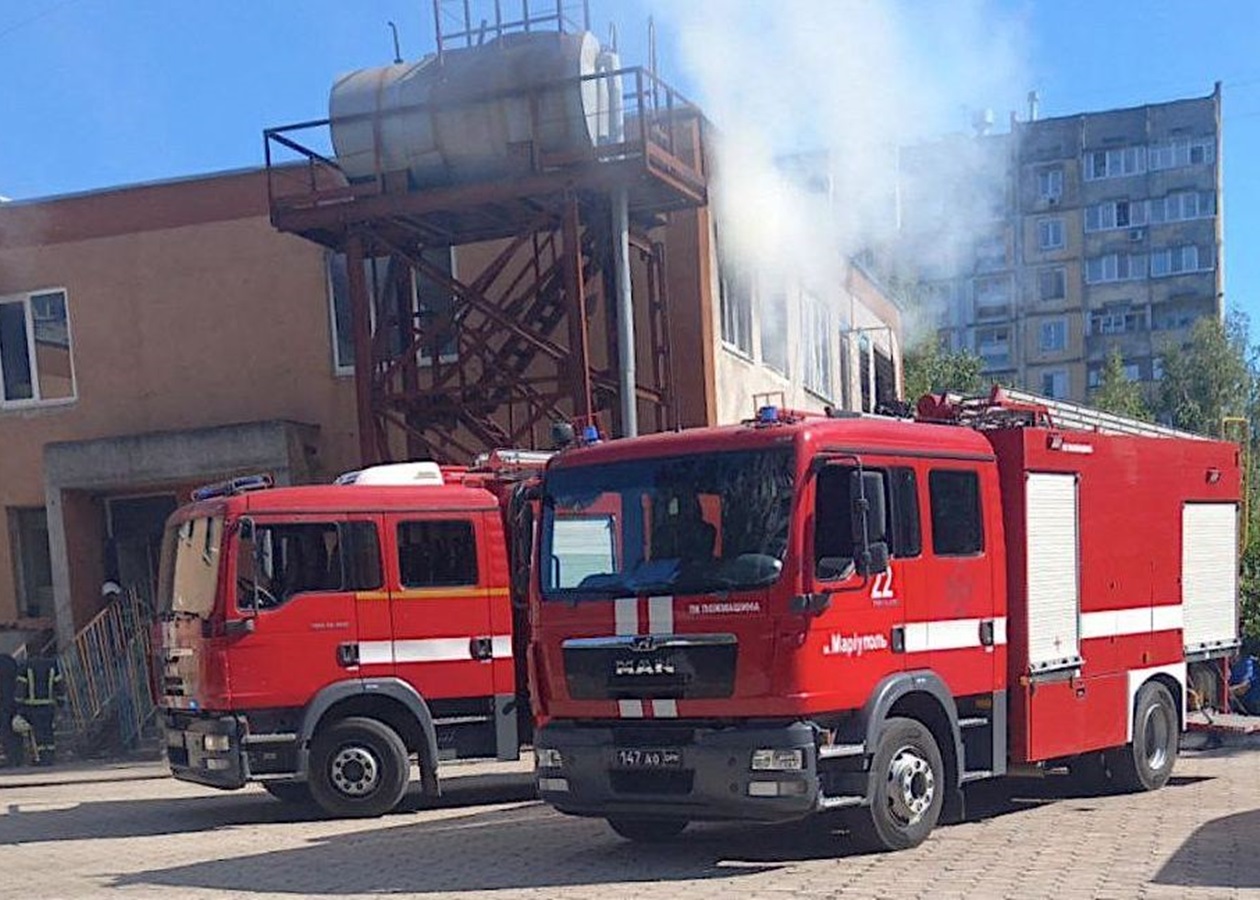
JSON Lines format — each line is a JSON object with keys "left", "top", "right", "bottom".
{"left": 899, "top": 85, "right": 1222, "bottom": 403}
{"left": 0, "top": 165, "right": 903, "bottom": 651}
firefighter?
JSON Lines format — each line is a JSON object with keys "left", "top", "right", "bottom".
{"left": 1229, "top": 640, "right": 1260, "bottom": 715}
{"left": 0, "top": 653, "right": 22, "bottom": 767}
{"left": 16, "top": 656, "right": 64, "bottom": 766}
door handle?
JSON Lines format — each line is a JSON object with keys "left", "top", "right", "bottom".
{"left": 890, "top": 625, "right": 906, "bottom": 654}
{"left": 469, "top": 637, "right": 493, "bottom": 661}
{"left": 336, "top": 643, "right": 360, "bottom": 667}
{"left": 979, "top": 620, "right": 995, "bottom": 647}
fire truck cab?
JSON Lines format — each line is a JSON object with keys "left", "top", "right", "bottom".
{"left": 530, "top": 388, "right": 1240, "bottom": 850}
{"left": 156, "top": 453, "right": 543, "bottom": 817}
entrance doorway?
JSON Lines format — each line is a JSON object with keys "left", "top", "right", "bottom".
{"left": 107, "top": 494, "right": 178, "bottom": 609}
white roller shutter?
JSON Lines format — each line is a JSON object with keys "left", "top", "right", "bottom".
{"left": 1181, "top": 503, "right": 1238, "bottom": 652}
{"left": 1026, "top": 472, "right": 1082, "bottom": 672}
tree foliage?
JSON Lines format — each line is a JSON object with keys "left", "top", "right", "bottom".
{"left": 902, "top": 339, "right": 985, "bottom": 401}
{"left": 1154, "top": 311, "right": 1255, "bottom": 437}
{"left": 1090, "top": 347, "right": 1149, "bottom": 421}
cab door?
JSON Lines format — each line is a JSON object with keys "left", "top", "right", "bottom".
{"left": 228, "top": 516, "right": 364, "bottom": 708}
{"left": 385, "top": 512, "right": 497, "bottom": 707}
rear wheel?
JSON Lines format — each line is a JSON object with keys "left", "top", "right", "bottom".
{"left": 606, "top": 817, "right": 689, "bottom": 842}
{"left": 308, "top": 716, "right": 410, "bottom": 818}
{"left": 263, "top": 781, "right": 313, "bottom": 805}
{"left": 1108, "top": 681, "right": 1179, "bottom": 793}
{"left": 849, "top": 717, "right": 945, "bottom": 852}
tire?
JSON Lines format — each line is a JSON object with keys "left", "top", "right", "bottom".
{"left": 308, "top": 716, "right": 410, "bottom": 818}
{"left": 263, "top": 781, "right": 314, "bottom": 805}
{"left": 1107, "top": 681, "right": 1179, "bottom": 793}
{"left": 849, "top": 717, "right": 945, "bottom": 852}
{"left": 606, "top": 816, "right": 689, "bottom": 842}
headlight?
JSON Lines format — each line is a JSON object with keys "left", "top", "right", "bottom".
{"left": 750, "top": 748, "right": 804, "bottom": 771}
{"left": 202, "top": 734, "right": 231, "bottom": 753}
{"left": 536, "top": 747, "right": 564, "bottom": 769}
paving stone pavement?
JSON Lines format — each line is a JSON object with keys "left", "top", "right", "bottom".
{"left": 0, "top": 744, "right": 1258, "bottom": 899}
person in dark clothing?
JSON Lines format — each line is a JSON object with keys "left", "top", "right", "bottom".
{"left": 0, "top": 654, "right": 22, "bottom": 767}
{"left": 16, "top": 657, "right": 64, "bottom": 766}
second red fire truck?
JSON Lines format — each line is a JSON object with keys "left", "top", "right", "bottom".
{"left": 529, "top": 387, "right": 1242, "bottom": 850}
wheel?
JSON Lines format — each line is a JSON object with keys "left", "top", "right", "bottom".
{"left": 1107, "top": 681, "right": 1179, "bottom": 793}
{"left": 606, "top": 816, "right": 689, "bottom": 842}
{"left": 308, "top": 717, "right": 410, "bottom": 818}
{"left": 1189, "top": 663, "right": 1223, "bottom": 712}
{"left": 263, "top": 781, "right": 313, "bottom": 805}
{"left": 849, "top": 717, "right": 945, "bottom": 852}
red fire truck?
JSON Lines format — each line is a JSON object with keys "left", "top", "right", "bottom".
{"left": 530, "top": 387, "right": 1242, "bottom": 850}
{"left": 156, "top": 452, "right": 544, "bottom": 817}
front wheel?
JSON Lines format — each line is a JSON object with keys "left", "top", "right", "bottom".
{"left": 1108, "top": 681, "right": 1178, "bottom": 793}
{"left": 849, "top": 716, "right": 945, "bottom": 852}
{"left": 308, "top": 717, "right": 410, "bottom": 818}
{"left": 606, "top": 817, "right": 689, "bottom": 842}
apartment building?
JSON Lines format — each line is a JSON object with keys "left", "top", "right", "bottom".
{"left": 898, "top": 85, "right": 1222, "bottom": 403}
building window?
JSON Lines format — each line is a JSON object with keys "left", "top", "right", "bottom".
{"left": 1037, "top": 167, "right": 1063, "bottom": 201}
{"left": 1149, "top": 137, "right": 1215, "bottom": 171}
{"left": 717, "top": 231, "right": 754, "bottom": 356}
{"left": 0, "top": 289, "right": 75, "bottom": 406}
{"left": 975, "top": 326, "right": 1010, "bottom": 368}
{"left": 1041, "top": 370, "right": 1068, "bottom": 399}
{"left": 1151, "top": 245, "right": 1210, "bottom": 278}
{"left": 973, "top": 275, "right": 1012, "bottom": 319}
{"left": 327, "top": 251, "right": 457, "bottom": 374}
{"left": 1124, "top": 361, "right": 1142, "bottom": 381}
{"left": 1090, "top": 304, "right": 1147, "bottom": 335}
{"left": 1084, "top": 199, "right": 1149, "bottom": 232}
{"left": 1085, "top": 253, "right": 1147, "bottom": 284}
{"left": 1040, "top": 320, "right": 1067, "bottom": 352}
{"left": 1038, "top": 218, "right": 1065, "bottom": 250}
{"left": 9, "top": 508, "right": 54, "bottom": 618}
{"left": 801, "top": 293, "right": 832, "bottom": 400}
{"left": 1149, "top": 191, "right": 1216, "bottom": 224}
{"left": 1038, "top": 267, "right": 1067, "bottom": 301}
{"left": 1084, "top": 146, "right": 1146, "bottom": 181}
{"left": 975, "top": 234, "right": 1007, "bottom": 271}
{"left": 760, "top": 290, "right": 789, "bottom": 375}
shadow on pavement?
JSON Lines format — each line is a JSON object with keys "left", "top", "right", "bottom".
{"left": 0, "top": 772, "right": 538, "bottom": 845}
{"left": 1153, "top": 809, "right": 1260, "bottom": 890}
{"left": 961, "top": 772, "right": 1214, "bottom": 823}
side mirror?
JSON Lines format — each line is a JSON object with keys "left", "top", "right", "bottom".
{"left": 855, "top": 541, "right": 890, "bottom": 576}
{"left": 849, "top": 471, "right": 887, "bottom": 546}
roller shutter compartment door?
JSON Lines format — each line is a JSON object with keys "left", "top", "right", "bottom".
{"left": 1181, "top": 503, "right": 1238, "bottom": 653}
{"left": 1025, "top": 472, "right": 1081, "bottom": 673}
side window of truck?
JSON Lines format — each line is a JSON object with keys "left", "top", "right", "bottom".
{"left": 397, "top": 520, "right": 479, "bottom": 588}
{"left": 814, "top": 465, "right": 919, "bottom": 578}
{"left": 928, "top": 469, "right": 984, "bottom": 555}
{"left": 243, "top": 521, "right": 381, "bottom": 609}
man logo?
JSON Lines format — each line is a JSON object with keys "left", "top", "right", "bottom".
{"left": 629, "top": 635, "right": 658, "bottom": 653}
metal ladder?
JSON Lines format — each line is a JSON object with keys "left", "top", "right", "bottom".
{"left": 956, "top": 385, "right": 1209, "bottom": 441}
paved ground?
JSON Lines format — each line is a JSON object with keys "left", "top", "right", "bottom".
{"left": 1, "top": 741, "right": 1259, "bottom": 899}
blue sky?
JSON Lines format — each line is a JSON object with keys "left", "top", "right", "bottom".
{"left": 2, "top": 1, "right": 1258, "bottom": 331}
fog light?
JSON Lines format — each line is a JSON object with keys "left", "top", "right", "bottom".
{"left": 536, "top": 748, "right": 564, "bottom": 769}
{"left": 748, "top": 779, "right": 807, "bottom": 798}
{"left": 751, "top": 748, "right": 804, "bottom": 771}
{"left": 203, "top": 758, "right": 231, "bottom": 771}
{"left": 203, "top": 734, "right": 231, "bottom": 753}
{"left": 538, "top": 777, "right": 570, "bottom": 793}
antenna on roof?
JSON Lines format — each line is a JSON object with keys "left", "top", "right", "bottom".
{"left": 387, "top": 21, "right": 403, "bottom": 64}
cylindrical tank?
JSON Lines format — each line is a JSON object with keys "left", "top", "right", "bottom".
{"left": 329, "top": 31, "right": 620, "bottom": 187}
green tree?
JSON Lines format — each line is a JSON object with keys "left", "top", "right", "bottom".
{"left": 1154, "top": 311, "right": 1254, "bottom": 437}
{"left": 902, "top": 339, "right": 985, "bottom": 401}
{"left": 1090, "top": 347, "right": 1149, "bottom": 420}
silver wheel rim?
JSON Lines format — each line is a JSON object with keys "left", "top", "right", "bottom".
{"left": 1141, "top": 701, "right": 1173, "bottom": 771}
{"left": 885, "top": 745, "right": 935, "bottom": 827}
{"left": 330, "top": 745, "right": 380, "bottom": 797}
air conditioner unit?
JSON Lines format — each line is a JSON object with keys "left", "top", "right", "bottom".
{"left": 1046, "top": 195, "right": 1060, "bottom": 207}
{"left": 1128, "top": 227, "right": 1145, "bottom": 241}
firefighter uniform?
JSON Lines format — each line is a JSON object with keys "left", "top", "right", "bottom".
{"left": 16, "top": 658, "right": 64, "bottom": 765}
{"left": 0, "top": 654, "right": 21, "bottom": 766}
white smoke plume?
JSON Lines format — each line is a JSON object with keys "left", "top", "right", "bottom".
{"left": 647, "top": 0, "right": 1030, "bottom": 345}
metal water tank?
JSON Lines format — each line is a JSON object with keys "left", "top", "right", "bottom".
{"left": 329, "top": 31, "right": 619, "bottom": 187}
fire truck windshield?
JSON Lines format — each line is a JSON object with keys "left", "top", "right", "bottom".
{"left": 540, "top": 448, "right": 794, "bottom": 600}
{"left": 156, "top": 515, "right": 224, "bottom": 618}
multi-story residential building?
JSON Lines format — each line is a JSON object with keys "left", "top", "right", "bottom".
{"left": 897, "top": 85, "right": 1222, "bottom": 403}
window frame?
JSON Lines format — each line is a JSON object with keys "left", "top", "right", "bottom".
{"left": 0, "top": 288, "right": 76, "bottom": 408}
{"left": 239, "top": 519, "right": 383, "bottom": 612}
{"left": 1038, "top": 267, "right": 1067, "bottom": 302}
{"left": 396, "top": 518, "right": 481, "bottom": 589}
{"left": 928, "top": 469, "right": 984, "bottom": 557}
{"left": 1039, "top": 319, "right": 1067, "bottom": 353}
{"left": 1037, "top": 217, "right": 1065, "bottom": 251}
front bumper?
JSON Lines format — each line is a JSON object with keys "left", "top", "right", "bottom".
{"left": 163, "top": 714, "right": 248, "bottom": 790}
{"left": 536, "top": 720, "right": 821, "bottom": 823}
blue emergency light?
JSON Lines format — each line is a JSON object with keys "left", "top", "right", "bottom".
{"left": 191, "top": 474, "right": 274, "bottom": 502}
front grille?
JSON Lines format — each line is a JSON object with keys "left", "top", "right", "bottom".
{"left": 609, "top": 769, "right": 695, "bottom": 796}
{"left": 563, "top": 634, "right": 737, "bottom": 701}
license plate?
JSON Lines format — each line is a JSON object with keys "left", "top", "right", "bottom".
{"left": 614, "top": 747, "right": 682, "bottom": 769}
